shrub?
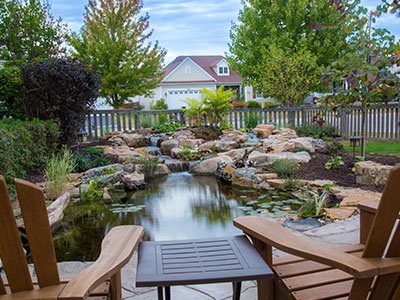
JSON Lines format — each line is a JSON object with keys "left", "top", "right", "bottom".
{"left": 299, "top": 189, "right": 328, "bottom": 218}
{"left": 244, "top": 112, "right": 261, "bottom": 130}
{"left": 138, "top": 114, "right": 154, "bottom": 128}
{"left": 154, "top": 120, "right": 181, "bottom": 133}
{"left": 263, "top": 101, "right": 279, "bottom": 108}
{"left": 295, "top": 124, "right": 339, "bottom": 140}
{"left": 321, "top": 140, "right": 344, "bottom": 156}
{"left": 247, "top": 100, "right": 261, "bottom": 108}
{"left": 269, "top": 159, "right": 298, "bottom": 178}
{"left": 21, "top": 58, "right": 100, "bottom": 145}
{"left": 0, "top": 66, "right": 26, "bottom": 119}
{"left": 136, "top": 153, "right": 159, "bottom": 179}
{"left": 152, "top": 98, "right": 168, "bottom": 110}
{"left": 79, "top": 179, "right": 104, "bottom": 203}
{"left": 231, "top": 101, "right": 249, "bottom": 108}
{"left": 325, "top": 155, "right": 345, "bottom": 170}
{"left": 178, "top": 147, "right": 202, "bottom": 161}
{"left": 73, "top": 147, "right": 110, "bottom": 173}
{"left": 283, "top": 178, "right": 300, "bottom": 191}
{"left": 45, "top": 148, "right": 76, "bottom": 200}
{"left": 0, "top": 119, "right": 60, "bottom": 186}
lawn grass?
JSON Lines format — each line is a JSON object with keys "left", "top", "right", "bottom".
{"left": 343, "top": 140, "right": 400, "bottom": 155}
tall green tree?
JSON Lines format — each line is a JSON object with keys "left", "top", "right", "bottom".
{"left": 228, "top": 0, "right": 353, "bottom": 105}
{"left": 69, "top": 0, "right": 166, "bottom": 108}
{"left": 0, "top": 0, "right": 67, "bottom": 65}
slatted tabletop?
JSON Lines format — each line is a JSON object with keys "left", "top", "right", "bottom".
{"left": 136, "top": 235, "right": 274, "bottom": 287}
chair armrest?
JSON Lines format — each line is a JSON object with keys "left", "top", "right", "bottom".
{"left": 234, "top": 216, "right": 378, "bottom": 279}
{"left": 58, "top": 225, "right": 144, "bottom": 300}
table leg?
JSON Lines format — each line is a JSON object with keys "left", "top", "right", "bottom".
{"left": 165, "top": 286, "right": 171, "bottom": 300}
{"left": 232, "top": 282, "right": 242, "bottom": 300}
{"left": 158, "top": 287, "right": 163, "bottom": 300}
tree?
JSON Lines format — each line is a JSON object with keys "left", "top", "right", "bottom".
{"left": 0, "top": 0, "right": 67, "bottom": 65}
{"left": 21, "top": 58, "right": 101, "bottom": 145}
{"left": 262, "top": 47, "right": 320, "bottom": 106}
{"left": 228, "top": 0, "right": 353, "bottom": 105}
{"left": 69, "top": 0, "right": 166, "bottom": 108}
{"left": 322, "top": 7, "right": 400, "bottom": 158}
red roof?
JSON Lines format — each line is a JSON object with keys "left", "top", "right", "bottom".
{"left": 163, "top": 56, "right": 242, "bottom": 84}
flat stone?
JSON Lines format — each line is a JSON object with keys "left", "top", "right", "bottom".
{"left": 308, "top": 180, "right": 335, "bottom": 188}
{"left": 152, "top": 164, "right": 171, "bottom": 177}
{"left": 120, "top": 133, "right": 150, "bottom": 148}
{"left": 100, "top": 145, "right": 137, "bottom": 163}
{"left": 283, "top": 218, "right": 321, "bottom": 232}
{"left": 324, "top": 207, "right": 357, "bottom": 220}
{"left": 215, "top": 140, "right": 240, "bottom": 152}
{"left": 170, "top": 147, "right": 184, "bottom": 158}
{"left": 258, "top": 173, "right": 279, "bottom": 180}
{"left": 133, "top": 147, "right": 161, "bottom": 156}
{"left": 198, "top": 140, "right": 216, "bottom": 151}
{"left": 220, "top": 129, "right": 249, "bottom": 143}
{"left": 340, "top": 194, "right": 380, "bottom": 207}
{"left": 290, "top": 137, "right": 316, "bottom": 153}
{"left": 120, "top": 173, "right": 146, "bottom": 190}
{"left": 330, "top": 186, "right": 382, "bottom": 201}
{"left": 266, "top": 151, "right": 311, "bottom": 164}
{"left": 180, "top": 139, "right": 204, "bottom": 149}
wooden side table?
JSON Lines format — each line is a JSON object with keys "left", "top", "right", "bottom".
{"left": 136, "top": 235, "right": 274, "bottom": 300}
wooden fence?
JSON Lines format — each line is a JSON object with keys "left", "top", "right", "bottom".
{"left": 85, "top": 104, "right": 400, "bottom": 141}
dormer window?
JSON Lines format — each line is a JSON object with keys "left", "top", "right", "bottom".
{"left": 218, "top": 66, "right": 229, "bottom": 75}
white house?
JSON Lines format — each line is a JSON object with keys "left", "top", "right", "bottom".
{"left": 136, "top": 55, "right": 261, "bottom": 109}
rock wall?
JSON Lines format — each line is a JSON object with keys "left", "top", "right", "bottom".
{"left": 354, "top": 161, "right": 393, "bottom": 187}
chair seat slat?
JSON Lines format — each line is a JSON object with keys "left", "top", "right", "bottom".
{"left": 15, "top": 179, "right": 60, "bottom": 289}
{"left": 0, "top": 177, "right": 33, "bottom": 293}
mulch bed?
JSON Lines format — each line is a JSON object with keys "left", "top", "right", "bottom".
{"left": 296, "top": 151, "right": 400, "bottom": 192}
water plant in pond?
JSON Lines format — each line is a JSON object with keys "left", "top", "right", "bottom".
{"left": 135, "top": 153, "right": 158, "bottom": 178}
{"left": 73, "top": 147, "right": 110, "bottom": 172}
{"left": 298, "top": 189, "right": 329, "bottom": 218}
{"left": 178, "top": 147, "right": 202, "bottom": 161}
{"left": 79, "top": 179, "right": 104, "bottom": 203}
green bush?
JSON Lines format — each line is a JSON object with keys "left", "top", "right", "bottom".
{"left": 295, "top": 124, "right": 339, "bottom": 140}
{"left": 324, "top": 155, "right": 345, "bottom": 170}
{"left": 152, "top": 98, "right": 168, "bottom": 110}
{"left": 73, "top": 147, "right": 110, "bottom": 172}
{"left": 263, "top": 102, "right": 279, "bottom": 108}
{"left": 154, "top": 120, "right": 182, "bottom": 133}
{"left": 138, "top": 114, "right": 154, "bottom": 128}
{"left": 269, "top": 159, "right": 298, "bottom": 178}
{"left": 321, "top": 140, "right": 344, "bottom": 156}
{"left": 0, "top": 66, "right": 26, "bottom": 119}
{"left": 45, "top": 148, "right": 76, "bottom": 200}
{"left": 0, "top": 119, "right": 60, "bottom": 186}
{"left": 247, "top": 101, "right": 261, "bottom": 108}
{"left": 283, "top": 178, "right": 300, "bottom": 191}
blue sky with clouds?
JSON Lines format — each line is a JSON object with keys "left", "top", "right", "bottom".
{"left": 50, "top": 0, "right": 400, "bottom": 64}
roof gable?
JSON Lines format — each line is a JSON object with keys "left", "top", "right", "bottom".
{"left": 163, "top": 56, "right": 242, "bottom": 84}
{"left": 163, "top": 57, "right": 216, "bottom": 83}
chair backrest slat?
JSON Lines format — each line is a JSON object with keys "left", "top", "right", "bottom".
{"left": 0, "top": 276, "right": 6, "bottom": 295}
{"left": 15, "top": 179, "right": 60, "bottom": 288}
{"left": 0, "top": 176, "right": 33, "bottom": 293}
{"left": 362, "top": 166, "right": 400, "bottom": 258}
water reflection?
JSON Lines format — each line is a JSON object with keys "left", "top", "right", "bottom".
{"left": 54, "top": 173, "right": 294, "bottom": 261}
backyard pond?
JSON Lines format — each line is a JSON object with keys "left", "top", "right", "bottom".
{"left": 53, "top": 173, "right": 303, "bottom": 261}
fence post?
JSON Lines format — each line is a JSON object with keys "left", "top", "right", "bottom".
{"left": 134, "top": 111, "right": 140, "bottom": 130}
{"left": 340, "top": 109, "right": 349, "bottom": 138}
{"left": 288, "top": 109, "right": 295, "bottom": 128}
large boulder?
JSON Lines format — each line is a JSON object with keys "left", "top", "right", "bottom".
{"left": 160, "top": 139, "right": 180, "bottom": 156}
{"left": 133, "top": 146, "right": 161, "bottom": 156}
{"left": 191, "top": 156, "right": 233, "bottom": 175}
{"left": 253, "top": 124, "right": 275, "bottom": 138}
{"left": 120, "top": 133, "right": 150, "bottom": 148}
{"left": 218, "top": 148, "right": 248, "bottom": 160}
{"left": 170, "top": 147, "right": 184, "bottom": 159}
{"left": 231, "top": 167, "right": 269, "bottom": 190}
{"left": 215, "top": 141, "right": 240, "bottom": 152}
{"left": 152, "top": 164, "right": 171, "bottom": 177}
{"left": 354, "top": 161, "right": 393, "bottom": 187}
{"left": 120, "top": 172, "right": 146, "bottom": 190}
{"left": 180, "top": 139, "right": 204, "bottom": 149}
{"left": 82, "top": 164, "right": 125, "bottom": 185}
{"left": 221, "top": 130, "right": 248, "bottom": 143}
{"left": 272, "top": 128, "right": 298, "bottom": 140}
{"left": 265, "top": 152, "right": 312, "bottom": 164}
{"left": 271, "top": 141, "right": 296, "bottom": 153}
{"left": 248, "top": 151, "right": 270, "bottom": 166}
{"left": 100, "top": 145, "right": 136, "bottom": 163}
{"left": 290, "top": 137, "right": 316, "bottom": 153}
{"left": 199, "top": 141, "right": 217, "bottom": 152}
{"left": 172, "top": 129, "right": 195, "bottom": 140}
{"left": 216, "top": 161, "right": 237, "bottom": 182}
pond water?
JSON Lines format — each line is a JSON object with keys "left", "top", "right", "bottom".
{"left": 54, "top": 173, "right": 301, "bottom": 261}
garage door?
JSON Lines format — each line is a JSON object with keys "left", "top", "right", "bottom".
{"left": 166, "top": 90, "right": 201, "bottom": 109}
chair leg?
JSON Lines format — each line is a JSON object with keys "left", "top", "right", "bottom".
{"left": 165, "top": 286, "right": 171, "bottom": 300}
{"left": 233, "top": 282, "right": 242, "bottom": 300}
{"left": 110, "top": 271, "right": 122, "bottom": 300}
{"left": 158, "top": 287, "right": 163, "bottom": 300}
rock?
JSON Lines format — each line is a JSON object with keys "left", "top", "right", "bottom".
{"left": 103, "top": 188, "right": 112, "bottom": 204}
{"left": 172, "top": 129, "right": 195, "bottom": 140}
{"left": 120, "top": 133, "right": 150, "bottom": 148}
{"left": 340, "top": 194, "right": 380, "bottom": 207}
{"left": 133, "top": 147, "right": 161, "bottom": 156}
{"left": 312, "top": 139, "right": 326, "bottom": 150}
{"left": 216, "top": 161, "right": 237, "bottom": 182}
{"left": 231, "top": 167, "right": 268, "bottom": 189}
{"left": 253, "top": 124, "right": 275, "bottom": 138}
{"left": 69, "top": 187, "right": 80, "bottom": 199}
{"left": 100, "top": 145, "right": 137, "bottom": 163}
{"left": 120, "top": 173, "right": 146, "bottom": 191}
{"left": 47, "top": 192, "right": 71, "bottom": 229}
{"left": 82, "top": 164, "right": 125, "bottom": 185}
{"left": 163, "top": 158, "right": 190, "bottom": 172}
{"left": 160, "top": 139, "right": 180, "bottom": 155}
{"left": 330, "top": 186, "right": 382, "bottom": 201}
{"left": 123, "top": 163, "right": 136, "bottom": 173}
{"left": 170, "top": 147, "right": 184, "bottom": 159}
{"left": 283, "top": 218, "right": 321, "bottom": 232}
{"left": 191, "top": 156, "right": 233, "bottom": 175}
{"left": 215, "top": 141, "right": 240, "bottom": 152}
{"left": 290, "top": 137, "right": 316, "bottom": 153}
{"left": 248, "top": 151, "right": 270, "bottom": 165}
{"left": 266, "top": 179, "right": 285, "bottom": 189}
{"left": 218, "top": 148, "right": 249, "bottom": 160}
{"left": 108, "top": 135, "right": 125, "bottom": 146}
{"left": 221, "top": 130, "right": 248, "bottom": 143}
{"left": 199, "top": 141, "right": 216, "bottom": 152}
{"left": 180, "top": 139, "right": 204, "bottom": 149}
{"left": 272, "top": 128, "right": 298, "bottom": 139}
{"left": 152, "top": 164, "right": 171, "bottom": 177}
{"left": 265, "top": 152, "right": 312, "bottom": 164}
{"left": 271, "top": 141, "right": 296, "bottom": 153}
{"left": 354, "top": 161, "right": 393, "bottom": 187}
{"left": 307, "top": 180, "right": 335, "bottom": 188}
{"left": 258, "top": 173, "right": 279, "bottom": 180}
{"left": 136, "top": 128, "right": 153, "bottom": 135}
{"left": 324, "top": 207, "right": 357, "bottom": 220}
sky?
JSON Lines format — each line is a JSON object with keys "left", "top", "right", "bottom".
{"left": 50, "top": 0, "right": 400, "bottom": 64}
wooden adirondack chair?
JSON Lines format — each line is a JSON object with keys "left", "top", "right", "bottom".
{"left": 234, "top": 166, "right": 400, "bottom": 300}
{"left": 0, "top": 176, "right": 144, "bottom": 300}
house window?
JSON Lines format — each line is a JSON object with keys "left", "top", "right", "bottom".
{"left": 219, "top": 66, "right": 229, "bottom": 75}
{"left": 185, "top": 66, "right": 192, "bottom": 75}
